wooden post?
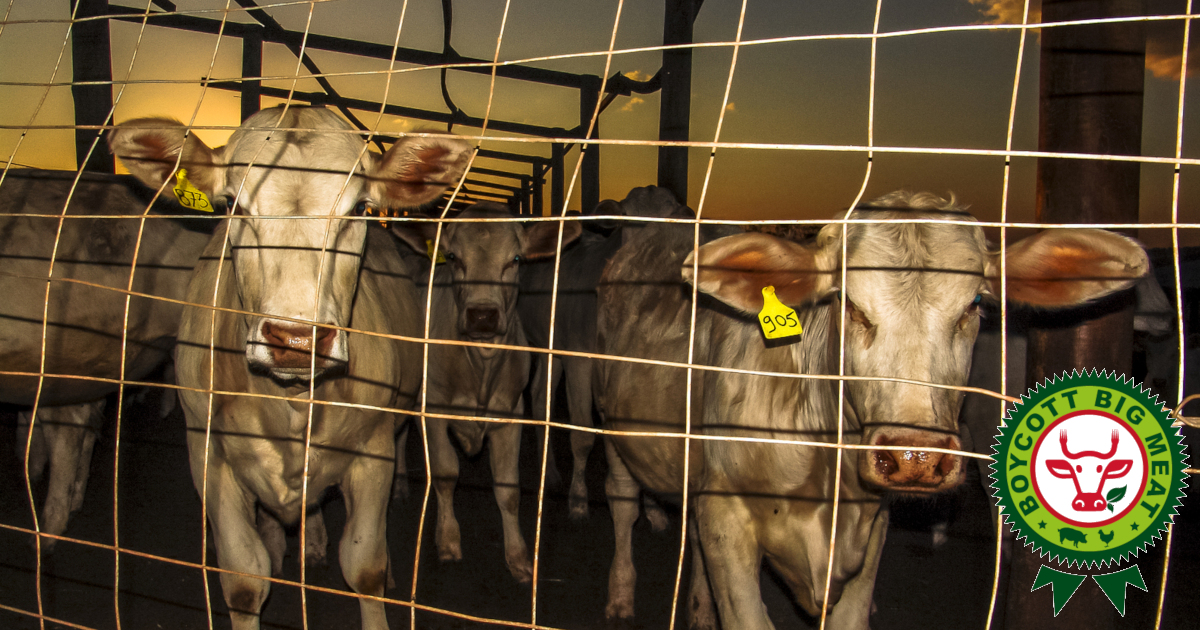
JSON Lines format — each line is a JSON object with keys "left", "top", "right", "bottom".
{"left": 241, "top": 25, "right": 263, "bottom": 122}
{"left": 551, "top": 143, "right": 565, "bottom": 214}
{"left": 1008, "top": 1, "right": 1146, "bottom": 628}
{"left": 70, "top": 0, "right": 114, "bottom": 173}
{"left": 580, "top": 75, "right": 602, "bottom": 213}
{"left": 657, "top": 0, "right": 701, "bottom": 205}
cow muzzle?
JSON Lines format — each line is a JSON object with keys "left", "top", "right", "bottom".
{"left": 247, "top": 318, "right": 347, "bottom": 379}
{"left": 861, "top": 428, "right": 963, "bottom": 493}
{"left": 461, "top": 305, "right": 505, "bottom": 339}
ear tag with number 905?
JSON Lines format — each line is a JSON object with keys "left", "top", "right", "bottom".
{"left": 172, "top": 169, "right": 213, "bottom": 212}
{"left": 758, "top": 285, "right": 802, "bottom": 340}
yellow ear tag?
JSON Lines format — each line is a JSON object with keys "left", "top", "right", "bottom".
{"left": 425, "top": 239, "right": 447, "bottom": 264}
{"left": 172, "top": 169, "right": 213, "bottom": 212}
{"left": 758, "top": 285, "right": 802, "bottom": 340}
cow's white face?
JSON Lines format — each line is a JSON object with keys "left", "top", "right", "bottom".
{"left": 839, "top": 213, "right": 991, "bottom": 492}
{"left": 684, "top": 190, "right": 1148, "bottom": 496}
{"left": 110, "top": 106, "right": 472, "bottom": 381}
{"left": 220, "top": 117, "right": 370, "bottom": 379}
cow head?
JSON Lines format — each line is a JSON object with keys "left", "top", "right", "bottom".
{"left": 421, "top": 203, "right": 580, "bottom": 349}
{"left": 110, "top": 106, "right": 471, "bottom": 381}
{"left": 1045, "top": 429, "right": 1133, "bottom": 511}
{"left": 683, "top": 191, "right": 1148, "bottom": 494}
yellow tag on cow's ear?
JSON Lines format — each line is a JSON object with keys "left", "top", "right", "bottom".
{"left": 425, "top": 239, "right": 447, "bottom": 264}
{"left": 172, "top": 169, "right": 213, "bottom": 212}
{"left": 758, "top": 285, "right": 802, "bottom": 340}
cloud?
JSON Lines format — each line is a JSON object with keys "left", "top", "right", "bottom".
{"left": 1146, "top": 36, "right": 1198, "bottom": 80}
{"left": 619, "top": 96, "right": 645, "bottom": 112}
{"left": 724, "top": 102, "right": 736, "bottom": 113}
{"left": 969, "top": 0, "right": 1039, "bottom": 25}
{"left": 623, "top": 69, "right": 654, "bottom": 82}
{"left": 968, "top": 0, "right": 1197, "bottom": 80}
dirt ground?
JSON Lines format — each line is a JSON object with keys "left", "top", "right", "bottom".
{"left": 1, "top": 389, "right": 1197, "bottom": 630}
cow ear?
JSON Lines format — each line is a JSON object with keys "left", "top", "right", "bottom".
{"left": 390, "top": 221, "right": 438, "bottom": 256}
{"left": 682, "top": 232, "right": 839, "bottom": 315}
{"left": 108, "top": 117, "right": 221, "bottom": 195}
{"left": 988, "top": 229, "right": 1149, "bottom": 307}
{"left": 523, "top": 220, "right": 582, "bottom": 260}
{"left": 371, "top": 134, "right": 472, "bottom": 208}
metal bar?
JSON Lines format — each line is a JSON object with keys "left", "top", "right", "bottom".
{"left": 240, "top": 25, "right": 262, "bottom": 122}
{"left": 656, "top": 0, "right": 703, "bottom": 203}
{"left": 462, "top": 178, "right": 523, "bottom": 194}
{"left": 71, "top": 0, "right": 115, "bottom": 173}
{"left": 579, "top": 75, "right": 601, "bottom": 213}
{"left": 532, "top": 168, "right": 543, "bottom": 216}
{"left": 106, "top": 5, "right": 590, "bottom": 88}
{"left": 550, "top": 143, "right": 565, "bottom": 213}
{"left": 204, "top": 82, "right": 573, "bottom": 138}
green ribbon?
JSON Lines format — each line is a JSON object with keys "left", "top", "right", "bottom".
{"left": 1032, "top": 566, "right": 1086, "bottom": 616}
{"left": 1092, "top": 565, "right": 1146, "bottom": 616}
{"left": 1032, "top": 564, "right": 1146, "bottom": 616}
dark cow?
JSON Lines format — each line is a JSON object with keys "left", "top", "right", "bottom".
{"left": 410, "top": 203, "right": 579, "bottom": 583}
{"left": 518, "top": 185, "right": 690, "bottom": 520}
{"left": 0, "top": 169, "right": 211, "bottom": 550}
{"left": 594, "top": 190, "right": 1148, "bottom": 628}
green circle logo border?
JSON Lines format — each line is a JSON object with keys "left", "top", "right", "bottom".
{"left": 990, "top": 370, "right": 1188, "bottom": 569}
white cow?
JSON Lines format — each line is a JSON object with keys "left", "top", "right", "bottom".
{"left": 109, "top": 106, "right": 471, "bottom": 630}
{"left": 594, "top": 190, "right": 1149, "bottom": 629}
{"left": 1, "top": 169, "right": 211, "bottom": 551}
{"left": 404, "top": 203, "right": 579, "bottom": 583}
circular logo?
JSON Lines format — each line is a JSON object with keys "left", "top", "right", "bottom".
{"left": 990, "top": 370, "right": 1187, "bottom": 568}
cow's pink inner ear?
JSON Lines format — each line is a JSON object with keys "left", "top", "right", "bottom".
{"left": 991, "top": 229, "right": 1149, "bottom": 307}
{"left": 684, "top": 233, "right": 837, "bottom": 314}
{"left": 109, "top": 118, "right": 220, "bottom": 194}
{"left": 374, "top": 136, "right": 472, "bottom": 208}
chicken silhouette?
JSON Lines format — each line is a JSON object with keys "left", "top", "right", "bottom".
{"left": 1099, "top": 529, "right": 1115, "bottom": 547}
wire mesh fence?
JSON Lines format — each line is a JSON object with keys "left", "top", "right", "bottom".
{"left": 0, "top": 1, "right": 1197, "bottom": 629}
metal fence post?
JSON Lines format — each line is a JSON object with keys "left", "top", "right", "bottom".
{"left": 71, "top": 0, "right": 115, "bottom": 173}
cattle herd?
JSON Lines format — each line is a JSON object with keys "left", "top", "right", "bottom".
{"left": 0, "top": 106, "right": 1162, "bottom": 629}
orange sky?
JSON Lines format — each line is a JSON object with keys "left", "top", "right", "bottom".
{"left": 1, "top": 0, "right": 1197, "bottom": 247}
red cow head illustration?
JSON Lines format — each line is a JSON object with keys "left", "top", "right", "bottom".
{"left": 1044, "top": 430, "right": 1132, "bottom": 512}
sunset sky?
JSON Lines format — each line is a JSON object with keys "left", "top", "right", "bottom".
{"left": 1, "top": 0, "right": 1197, "bottom": 246}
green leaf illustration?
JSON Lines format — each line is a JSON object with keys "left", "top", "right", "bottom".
{"left": 1105, "top": 485, "right": 1127, "bottom": 512}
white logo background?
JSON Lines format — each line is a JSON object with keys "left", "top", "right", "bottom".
{"left": 1031, "top": 413, "right": 1146, "bottom": 526}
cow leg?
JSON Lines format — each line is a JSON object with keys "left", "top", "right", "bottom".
{"left": 427, "top": 417, "right": 462, "bottom": 562}
{"left": 392, "top": 419, "right": 410, "bottom": 501}
{"left": 206, "top": 464, "right": 272, "bottom": 630}
{"left": 643, "top": 493, "right": 670, "bottom": 533}
{"left": 687, "top": 519, "right": 718, "bottom": 630}
{"left": 823, "top": 507, "right": 888, "bottom": 630}
{"left": 339, "top": 453, "right": 392, "bottom": 630}
{"left": 304, "top": 508, "right": 329, "bottom": 567}
{"left": 255, "top": 507, "right": 286, "bottom": 576}
{"left": 33, "top": 401, "right": 104, "bottom": 552}
{"left": 694, "top": 494, "right": 773, "bottom": 630}
{"left": 604, "top": 439, "right": 642, "bottom": 621}
{"left": 16, "top": 409, "right": 49, "bottom": 484}
{"left": 489, "top": 421, "right": 532, "bottom": 583}
{"left": 530, "top": 353, "right": 564, "bottom": 491}
{"left": 563, "top": 357, "right": 595, "bottom": 520}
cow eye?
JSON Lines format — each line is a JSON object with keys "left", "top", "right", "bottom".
{"left": 444, "top": 251, "right": 457, "bottom": 262}
{"left": 353, "top": 200, "right": 371, "bottom": 215}
{"left": 513, "top": 254, "right": 523, "bottom": 264}
{"left": 220, "top": 195, "right": 241, "bottom": 215}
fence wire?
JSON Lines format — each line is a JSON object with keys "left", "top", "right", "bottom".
{"left": 0, "top": 1, "right": 1197, "bottom": 630}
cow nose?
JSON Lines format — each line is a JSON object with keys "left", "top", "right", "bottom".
{"left": 868, "top": 433, "right": 962, "bottom": 492}
{"left": 464, "top": 307, "right": 501, "bottom": 336}
{"left": 260, "top": 320, "right": 336, "bottom": 368}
